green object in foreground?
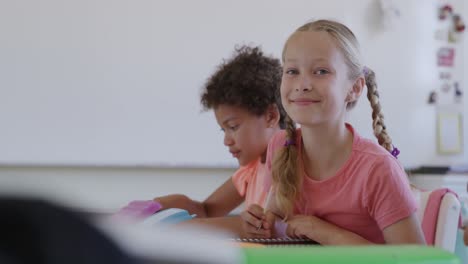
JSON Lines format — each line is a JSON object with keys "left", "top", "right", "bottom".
{"left": 242, "top": 245, "right": 459, "bottom": 264}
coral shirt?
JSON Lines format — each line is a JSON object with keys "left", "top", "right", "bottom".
{"left": 232, "top": 158, "right": 268, "bottom": 207}
{"left": 265, "top": 124, "right": 417, "bottom": 244}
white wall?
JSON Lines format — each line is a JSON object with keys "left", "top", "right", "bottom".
{"left": 1, "top": 0, "right": 465, "bottom": 169}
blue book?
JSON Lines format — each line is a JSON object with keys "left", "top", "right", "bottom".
{"left": 140, "top": 208, "right": 196, "bottom": 226}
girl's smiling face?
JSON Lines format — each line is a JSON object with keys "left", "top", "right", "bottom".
{"left": 281, "top": 31, "right": 356, "bottom": 127}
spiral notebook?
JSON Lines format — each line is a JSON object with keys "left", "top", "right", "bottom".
{"left": 230, "top": 237, "right": 318, "bottom": 247}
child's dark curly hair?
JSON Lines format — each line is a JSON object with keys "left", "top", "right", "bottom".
{"left": 201, "top": 45, "right": 286, "bottom": 129}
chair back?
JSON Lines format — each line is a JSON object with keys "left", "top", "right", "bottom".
{"left": 413, "top": 188, "right": 461, "bottom": 252}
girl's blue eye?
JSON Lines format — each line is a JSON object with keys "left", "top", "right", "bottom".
{"left": 285, "top": 69, "right": 299, "bottom": 75}
{"left": 315, "top": 69, "right": 329, "bottom": 75}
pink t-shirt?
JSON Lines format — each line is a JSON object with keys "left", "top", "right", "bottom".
{"left": 265, "top": 124, "right": 417, "bottom": 244}
{"left": 232, "top": 158, "right": 268, "bottom": 207}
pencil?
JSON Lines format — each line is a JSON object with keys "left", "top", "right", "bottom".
{"left": 257, "top": 186, "right": 272, "bottom": 231}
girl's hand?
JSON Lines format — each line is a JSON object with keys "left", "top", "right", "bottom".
{"left": 240, "top": 204, "right": 275, "bottom": 238}
{"left": 285, "top": 215, "right": 317, "bottom": 239}
{"left": 286, "top": 215, "right": 374, "bottom": 245}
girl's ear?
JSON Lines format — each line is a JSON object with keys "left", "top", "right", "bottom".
{"left": 346, "top": 76, "right": 365, "bottom": 103}
{"left": 265, "top": 104, "right": 280, "bottom": 128}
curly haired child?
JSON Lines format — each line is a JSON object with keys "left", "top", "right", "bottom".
{"left": 116, "top": 45, "right": 286, "bottom": 227}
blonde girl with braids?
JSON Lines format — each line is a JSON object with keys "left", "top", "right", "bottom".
{"left": 240, "top": 20, "right": 425, "bottom": 245}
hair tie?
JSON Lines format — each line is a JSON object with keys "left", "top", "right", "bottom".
{"left": 363, "top": 67, "right": 369, "bottom": 77}
{"left": 284, "top": 139, "right": 296, "bottom": 147}
{"left": 391, "top": 145, "right": 400, "bottom": 159}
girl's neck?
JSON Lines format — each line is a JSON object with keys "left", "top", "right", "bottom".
{"left": 300, "top": 122, "right": 353, "bottom": 181}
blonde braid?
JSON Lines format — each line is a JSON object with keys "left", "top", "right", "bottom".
{"left": 365, "top": 68, "right": 393, "bottom": 152}
{"left": 271, "top": 115, "right": 299, "bottom": 218}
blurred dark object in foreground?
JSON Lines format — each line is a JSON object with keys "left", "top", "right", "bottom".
{"left": 0, "top": 198, "right": 139, "bottom": 264}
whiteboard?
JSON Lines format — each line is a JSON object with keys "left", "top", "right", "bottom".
{"left": 0, "top": 0, "right": 466, "bottom": 168}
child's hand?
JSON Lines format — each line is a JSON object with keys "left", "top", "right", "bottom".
{"left": 240, "top": 204, "right": 275, "bottom": 238}
{"left": 285, "top": 215, "right": 316, "bottom": 239}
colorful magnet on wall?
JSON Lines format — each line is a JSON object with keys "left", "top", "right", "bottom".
{"left": 454, "top": 82, "right": 463, "bottom": 103}
{"left": 437, "top": 47, "right": 455, "bottom": 67}
{"left": 439, "top": 4, "right": 452, "bottom": 20}
{"left": 453, "top": 15, "right": 465, "bottom": 33}
{"left": 437, "top": 4, "right": 464, "bottom": 43}
{"left": 448, "top": 30, "right": 459, "bottom": 43}
{"left": 428, "top": 91, "right": 437, "bottom": 104}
